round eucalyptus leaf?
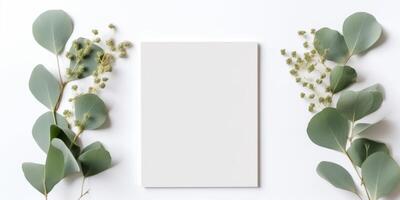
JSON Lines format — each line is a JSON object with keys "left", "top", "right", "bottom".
{"left": 32, "top": 10, "right": 73, "bottom": 54}
{"left": 337, "top": 84, "right": 384, "bottom": 121}
{"left": 348, "top": 138, "right": 389, "bottom": 167}
{"left": 314, "top": 27, "right": 349, "bottom": 63}
{"left": 307, "top": 108, "right": 349, "bottom": 152}
{"left": 68, "top": 38, "right": 104, "bottom": 80}
{"left": 343, "top": 12, "right": 382, "bottom": 55}
{"left": 317, "top": 161, "right": 357, "bottom": 194}
{"left": 22, "top": 162, "right": 46, "bottom": 194}
{"left": 29, "top": 65, "right": 61, "bottom": 110}
{"left": 78, "top": 141, "right": 112, "bottom": 177}
{"left": 330, "top": 65, "right": 357, "bottom": 94}
{"left": 32, "top": 112, "right": 69, "bottom": 153}
{"left": 75, "top": 94, "right": 108, "bottom": 130}
{"left": 362, "top": 152, "right": 400, "bottom": 200}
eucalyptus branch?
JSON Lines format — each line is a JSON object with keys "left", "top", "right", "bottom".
{"left": 282, "top": 12, "right": 400, "bottom": 200}
{"left": 22, "top": 10, "right": 131, "bottom": 200}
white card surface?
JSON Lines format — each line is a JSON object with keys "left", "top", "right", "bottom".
{"left": 141, "top": 42, "right": 258, "bottom": 187}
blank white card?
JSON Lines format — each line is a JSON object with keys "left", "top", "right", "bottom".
{"left": 141, "top": 42, "right": 258, "bottom": 187}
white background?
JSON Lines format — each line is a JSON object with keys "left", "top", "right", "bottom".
{"left": 1, "top": 0, "right": 400, "bottom": 199}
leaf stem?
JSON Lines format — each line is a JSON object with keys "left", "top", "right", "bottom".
{"left": 78, "top": 177, "right": 89, "bottom": 200}
{"left": 346, "top": 122, "right": 371, "bottom": 200}
{"left": 56, "top": 55, "right": 63, "bottom": 84}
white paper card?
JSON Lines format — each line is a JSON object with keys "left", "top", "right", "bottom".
{"left": 141, "top": 42, "right": 258, "bottom": 187}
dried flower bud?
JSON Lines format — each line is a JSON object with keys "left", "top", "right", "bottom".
{"left": 92, "top": 29, "right": 99, "bottom": 35}
{"left": 297, "top": 30, "right": 306, "bottom": 35}
{"left": 108, "top": 23, "right": 116, "bottom": 30}
{"left": 280, "top": 49, "right": 286, "bottom": 55}
{"left": 286, "top": 58, "right": 293, "bottom": 65}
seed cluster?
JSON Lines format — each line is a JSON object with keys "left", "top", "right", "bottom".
{"left": 62, "top": 24, "right": 132, "bottom": 129}
{"left": 281, "top": 29, "right": 333, "bottom": 112}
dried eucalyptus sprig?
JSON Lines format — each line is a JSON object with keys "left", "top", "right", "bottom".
{"left": 22, "top": 10, "right": 132, "bottom": 200}
{"left": 282, "top": 12, "right": 400, "bottom": 200}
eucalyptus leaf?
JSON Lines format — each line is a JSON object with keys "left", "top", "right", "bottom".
{"left": 78, "top": 142, "right": 111, "bottom": 177}
{"left": 50, "top": 125, "right": 80, "bottom": 158}
{"left": 316, "top": 161, "right": 357, "bottom": 194}
{"left": 32, "top": 112, "right": 70, "bottom": 153}
{"left": 68, "top": 38, "right": 104, "bottom": 80}
{"left": 314, "top": 28, "right": 349, "bottom": 63}
{"left": 330, "top": 65, "right": 357, "bottom": 93}
{"left": 50, "top": 138, "right": 80, "bottom": 176}
{"left": 32, "top": 10, "right": 73, "bottom": 54}
{"left": 362, "top": 152, "right": 400, "bottom": 200}
{"left": 307, "top": 108, "right": 349, "bottom": 152}
{"left": 22, "top": 163, "right": 46, "bottom": 194}
{"left": 353, "top": 123, "right": 375, "bottom": 136}
{"left": 348, "top": 138, "right": 389, "bottom": 167}
{"left": 343, "top": 12, "right": 382, "bottom": 55}
{"left": 337, "top": 84, "right": 384, "bottom": 121}
{"left": 75, "top": 94, "right": 108, "bottom": 130}
{"left": 29, "top": 65, "right": 61, "bottom": 110}
{"left": 43, "top": 138, "right": 81, "bottom": 193}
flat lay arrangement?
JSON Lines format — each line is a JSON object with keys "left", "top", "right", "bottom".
{"left": 1, "top": 1, "right": 400, "bottom": 200}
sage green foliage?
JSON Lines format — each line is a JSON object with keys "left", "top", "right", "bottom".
{"left": 307, "top": 107, "right": 349, "bottom": 152}
{"left": 22, "top": 163, "right": 46, "bottom": 194}
{"left": 32, "top": 10, "right": 73, "bottom": 54}
{"left": 75, "top": 93, "right": 108, "bottom": 130}
{"left": 314, "top": 12, "right": 382, "bottom": 65}
{"left": 32, "top": 112, "right": 70, "bottom": 153}
{"left": 79, "top": 142, "right": 112, "bottom": 177}
{"left": 286, "top": 12, "right": 400, "bottom": 200}
{"left": 337, "top": 84, "right": 384, "bottom": 121}
{"left": 362, "top": 152, "right": 400, "bottom": 200}
{"left": 50, "top": 125, "right": 80, "bottom": 157}
{"left": 68, "top": 37, "right": 104, "bottom": 80}
{"left": 352, "top": 123, "right": 374, "bottom": 136}
{"left": 343, "top": 12, "right": 382, "bottom": 55}
{"left": 23, "top": 10, "right": 117, "bottom": 199}
{"left": 29, "top": 65, "right": 61, "bottom": 110}
{"left": 348, "top": 138, "right": 389, "bottom": 167}
{"left": 330, "top": 65, "right": 357, "bottom": 94}
{"left": 317, "top": 161, "right": 357, "bottom": 194}
{"left": 314, "top": 28, "right": 349, "bottom": 63}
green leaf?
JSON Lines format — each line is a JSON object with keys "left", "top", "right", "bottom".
{"left": 29, "top": 65, "right": 61, "bottom": 110}
{"left": 22, "top": 139, "right": 80, "bottom": 195}
{"left": 362, "top": 152, "right": 400, "bottom": 200}
{"left": 337, "top": 84, "right": 384, "bottom": 121}
{"left": 68, "top": 38, "right": 104, "bottom": 80}
{"left": 348, "top": 138, "right": 389, "bottom": 167}
{"left": 330, "top": 65, "right": 357, "bottom": 93}
{"left": 75, "top": 94, "right": 108, "bottom": 130}
{"left": 353, "top": 123, "right": 375, "bottom": 136}
{"left": 314, "top": 27, "right": 349, "bottom": 63}
{"left": 316, "top": 161, "right": 357, "bottom": 194}
{"left": 22, "top": 163, "right": 46, "bottom": 194}
{"left": 32, "top": 112, "right": 70, "bottom": 153}
{"left": 50, "top": 125, "right": 80, "bottom": 158}
{"left": 307, "top": 108, "right": 349, "bottom": 152}
{"left": 78, "top": 142, "right": 112, "bottom": 177}
{"left": 44, "top": 138, "right": 81, "bottom": 192}
{"left": 50, "top": 138, "right": 80, "bottom": 177}
{"left": 32, "top": 10, "right": 73, "bottom": 54}
{"left": 343, "top": 12, "right": 382, "bottom": 55}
